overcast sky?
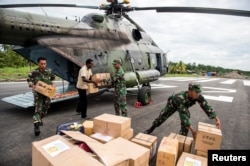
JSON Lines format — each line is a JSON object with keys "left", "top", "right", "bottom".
{"left": 1, "top": 0, "right": 250, "bottom": 71}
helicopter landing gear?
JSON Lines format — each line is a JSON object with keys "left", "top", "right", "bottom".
{"left": 137, "top": 85, "right": 152, "bottom": 106}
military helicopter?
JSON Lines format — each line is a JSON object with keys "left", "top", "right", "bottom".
{"left": 0, "top": 0, "right": 250, "bottom": 108}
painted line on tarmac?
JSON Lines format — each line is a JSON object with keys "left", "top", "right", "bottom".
{"left": 243, "top": 80, "right": 250, "bottom": 86}
{"left": 203, "top": 95, "right": 233, "bottom": 102}
{"left": 220, "top": 79, "right": 236, "bottom": 84}
{"left": 202, "top": 86, "right": 236, "bottom": 93}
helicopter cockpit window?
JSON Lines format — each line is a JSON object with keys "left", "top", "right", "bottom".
{"left": 132, "top": 29, "right": 142, "bottom": 41}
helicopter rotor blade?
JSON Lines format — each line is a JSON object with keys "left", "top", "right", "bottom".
{"left": 132, "top": 7, "right": 250, "bottom": 17}
{"left": 0, "top": 4, "right": 99, "bottom": 10}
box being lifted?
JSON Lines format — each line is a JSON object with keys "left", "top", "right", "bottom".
{"left": 91, "top": 73, "right": 111, "bottom": 87}
{"left": 35, "top": 81, "right": 56, "bottom": 98}
{"left": 195, "top": 122, "right": 222, "bottom": 152}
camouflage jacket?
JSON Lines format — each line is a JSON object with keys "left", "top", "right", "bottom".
{"left": 113, "top": 67, "right": 126, "bottom": 95}
{"left": 27, "top": 68, "right": 55, "bottom": 86}
{"left": 172, "top": 91, "right": 217, "bottom": 126}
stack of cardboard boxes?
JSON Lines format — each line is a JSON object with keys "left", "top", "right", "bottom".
{"left": 32, "top": 117, "right": 222, "bottom": 166}
{"left": 155, "top": 133, "right": 193, "bottom": 166}
{"left": 32, "top": 113, "right": 150, "bottom": 166}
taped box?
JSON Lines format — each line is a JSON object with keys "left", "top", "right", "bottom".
{"left": 93, "top": 113, "right": 131, "bottom": 138}
{"left": 195, "top": 122, "right": 222, "bottom": 152}
{"left": 176, "top": 152, "right": 207, "bottom": 166}
{"left": 92, "top": 73, "right": 111, "bottom": 87}
{"left": 167, "top": 132, "right": 193, "bottom": 159}
{"left": 32, "top": 131, "right": 130, "bottom": 166}
{"left": 87, "top": 83, "right": 98, "bottom": 94}
{"left": 35, "top": 81, "right": 56, "bottom": 98}
{"left": 131, "top": 133, "right": 157, "bottom": 161}
{"left": 156, "top": 137, "right": 179, "bottom": 166}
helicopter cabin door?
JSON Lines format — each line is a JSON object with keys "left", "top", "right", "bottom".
{"left": 147, "top": 53, "right": 161, "bottom": 71}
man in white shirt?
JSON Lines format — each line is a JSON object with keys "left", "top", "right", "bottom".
{"left": 76, "top": 59, "right": 97, "bottom": 119}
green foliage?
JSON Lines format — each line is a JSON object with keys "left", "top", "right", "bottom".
{"left": 170, "top": 61, "right": 250, "bottom": 77}
{"left": 0, "top": 44, "right": 32, "bottom": 68}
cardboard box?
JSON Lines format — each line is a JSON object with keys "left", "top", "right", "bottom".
{"left": 105, "top": 137, "right": 150, "bottom": 166}
{"left": 131, "top": 133, "right": 157, "bottom": 160}
{"left": 176, "top": 152, "right": 207, "bottom": 166}
{"left": 167, "top": 133, "right": 193, "bottom": 159}
{"left": 93, "top": 113, "right": 131, "bottom": 138}
{"left": 35, "top": 81, "right": 56, "bottom": 98}
{"left": 83, "top": 120, "right": 94, "bottom": 136}
{"left": 32, "top": 131, "right": 130, "bottom": 166}
{"left": 90, "top": 132, "right": 114, "bottom": 143}
{"left": 196, "top": 150, "right": 208, "bottom": 158}
{"left": 121, "top": 128, "right": 134, "bottom": 140}
{"left": 32, "top": 135, "right": 103, "bottom": 166}
{"left": 92, "top": 73, "right": 111, "bottom": 87}
{"left": 87, "top": 83, "right": 98, "bottom": 94}
{"left": 156, "top": 137, "right": 179, "bottom": 166}
{"left": 195, "top": 122, "right": 222, "bottom": 152}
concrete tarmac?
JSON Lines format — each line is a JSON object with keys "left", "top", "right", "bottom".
{"left": 0, "top": 77, "right": 249, "bottom": 166}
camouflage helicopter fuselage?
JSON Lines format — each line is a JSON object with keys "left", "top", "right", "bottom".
{"left": 0, "top": 8, "right": 168, "bottom": 88}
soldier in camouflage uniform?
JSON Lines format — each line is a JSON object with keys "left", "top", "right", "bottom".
{"left": 112, "top": 59, "right": 128, "bottom": 117}
{"left": 27, "top": 57, "right": 55, "bottom": 136}
{"left": 144, "top": 83, "right": 221, "bottom": 139}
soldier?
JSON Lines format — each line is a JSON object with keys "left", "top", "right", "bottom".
{"left": 27, "top": 57, "right": 55, "bottom": 136}
{"left": 112, "top": 59, "right": 128, "bottom": 117}
{"left": 144, "top": 83, "right": 221, "bottom": 139}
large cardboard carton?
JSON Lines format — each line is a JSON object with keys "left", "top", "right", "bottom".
{"left": 167, "top": 133, "right": 193, "bottom": 159}
{"left": 121, "top": 128, "right": 134, "bottom": 140}
{"left": 176, "top": 152, "right": 207, "bottom": 166}
{"left": 32, "top": 135, "right": 103, "bottom": 166}
{"left": 195, "top": 122, "right": 222, "bottom": 152}
{"left": 34, "top": 81, "right": 56, "bottom": 98}
{"left": 92, "top": 73, "right": 111, "bottom": 87}
{"left": 156, "top": 137, "right": 179, "bottom": 166}
{"left": 87, "top": 83, "right": 98, "bottom": 94}
{"left": 105, "top": 137, "right": 150, "bottom": 166}
{"left": 131, "top": 133, "right": 157, "bottom": 160}
{"left": 32, "top": 131, "right": 130, "bottom": 166}
{"left": 93, "top": 113, "right": 131, "bottom": 138}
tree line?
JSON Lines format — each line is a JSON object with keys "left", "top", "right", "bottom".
{"left": 169, "top": 61, "right": 250, "bottom": 77}
{"left": 1, "top": 44, "right": 249, "bottom": 76}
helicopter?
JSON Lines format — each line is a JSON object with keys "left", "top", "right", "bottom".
{"left": 0, "top": 0, "right": 250, "bottom": 108}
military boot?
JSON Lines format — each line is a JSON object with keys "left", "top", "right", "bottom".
{"left": 34, "top": 123, "right": 40, "bottom": 136}
{"left": 143, "top": 126, "right": 155, "bottom": 134}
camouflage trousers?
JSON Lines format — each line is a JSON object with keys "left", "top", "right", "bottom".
{"left": 33, "top": 92, "right": 51, "bottom": 124}
{"left": 152, "top": 95, "right": 190, "bottom": 136}
{"left": 114, "top": 94, "right": 128, "bottom": 117}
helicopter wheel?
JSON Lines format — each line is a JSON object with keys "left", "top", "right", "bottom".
{"left": 137, "top": 86, "right": 151, "bottom": 106}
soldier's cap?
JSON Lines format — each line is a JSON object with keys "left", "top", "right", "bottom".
{"left": 112, "top": 59, "right": 122, "bottom": 65}
{"left": 189, "top": 83, "right": 202, "bottom": 93}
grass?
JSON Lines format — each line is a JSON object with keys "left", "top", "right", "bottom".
{"left": 0, "top": 67, "right": 199, "bottom": 81}
{"left": 0, "top": 66, "right": 34, "bottom": 81}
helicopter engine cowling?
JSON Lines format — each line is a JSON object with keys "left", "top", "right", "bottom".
{"left": 124, "top": 69, "right": 160, "bottom": 88}
{"left": 136, "top": 69, "right": 160, "bottom": 85}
